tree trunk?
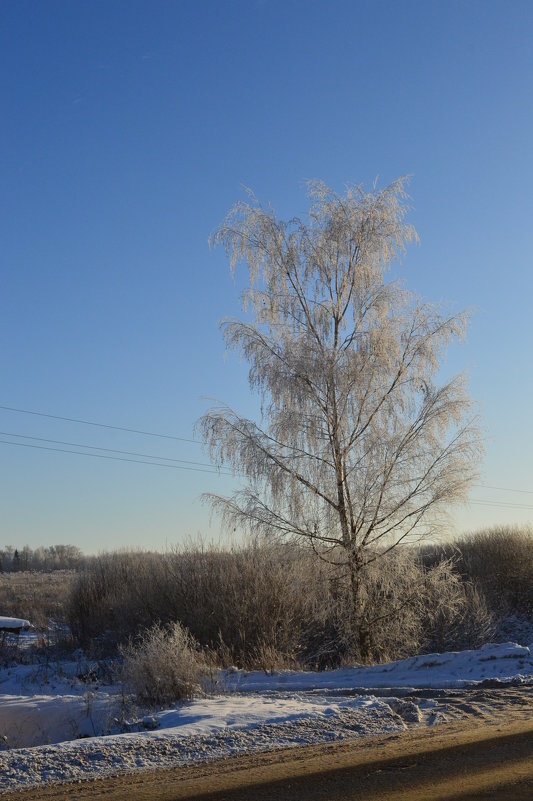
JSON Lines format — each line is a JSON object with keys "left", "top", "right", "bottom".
{"left": 348, "top": 554, "right": 372, "bottom": 663}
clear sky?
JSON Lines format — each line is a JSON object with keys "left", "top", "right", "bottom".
{"left": 1, "top": 0, "right": 532, "bottom": 552}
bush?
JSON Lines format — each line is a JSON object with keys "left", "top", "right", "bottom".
{"left": 68, "top": 541, "right": 334, "bottom": 667}
{"left": 160, "top": 540, "right": 334, "bottom": 668}
{"left": 68, "top": 551, "right": 169, "bottom": 644}
{"left": 456, "top": 526, "right": 533, "bottom": 616}
{"left": 421, "top": 525, "right": 533, "bottom": 618}
{"left": 420, "top": 564, "right": 494, "bottom": 653}
{"left": 324, "top": 551, "right": 493, "bottom": 663}
{"left": 68, "top": 537, "right": 504, "bottom": 668}
{"left": 119, "top": 621, "right": 204, "bottom": 706}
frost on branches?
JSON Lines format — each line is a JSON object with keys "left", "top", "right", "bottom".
{"left": 199, "top": 178, "right": 482, "bottom": 660}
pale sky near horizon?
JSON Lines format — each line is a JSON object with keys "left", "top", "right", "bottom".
{"left": 1, "top": 0, "right": 533, "bottom": 553}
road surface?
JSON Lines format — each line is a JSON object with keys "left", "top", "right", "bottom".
{"left": 8, "top": 715, "right": 533, "bottom": 801}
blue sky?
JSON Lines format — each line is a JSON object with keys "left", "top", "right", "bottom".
{"left": 1, "top": 0, "right": 532, "bottom": 552}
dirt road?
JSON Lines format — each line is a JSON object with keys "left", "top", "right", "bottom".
{"left": 8, "top": 714, "right": 533, "bottom": 801}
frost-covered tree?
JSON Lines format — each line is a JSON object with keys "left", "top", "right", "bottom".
{"left": 199, "top": 178, "right": 482, "bottom": 660}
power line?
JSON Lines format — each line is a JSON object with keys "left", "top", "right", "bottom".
{"left": 0, "top": 437, "right": 531, "bottom": 508}
{"left": 0, "top": 439, "right": 232, "bottom": 475}
{"left": 0, "top": 405, "right": 200, "bottom": 444}
{"left": 0, "top": 431, "right": 233, "bottom": 472}
{"left": 0, "top": 406, "right": 531, "bottom": 502}
{"left": 470, "top": 499, "right": 533, "bottom": 511}
{"left": 476, "top": 483, "right": 533, "bottom": 496}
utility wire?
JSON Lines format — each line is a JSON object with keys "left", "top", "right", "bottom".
{"left": 0, "top": 439, "right": 232, "bottom": 475}
{"left": 476, "top": 484, "right": 533, "bottom": 496}
{"left": 470, "top": 500, "right": 533, "bottom": 511}
{"left": 0, "top": 431, "right": 233, "bottom": 473}
{"left": 0, "top": 406, "right": 532, "bottom": 500}
{"left": 0, "top": 439, "right": 531, "bottom": 509}
{"left": 0, "top": 405, "right": 200, "bottom": 444}
{"left": 0, "top": 436, "right": 531, "bottom": 508}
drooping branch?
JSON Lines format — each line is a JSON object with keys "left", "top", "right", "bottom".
{"left": 200, "top": 177, "right": 482, "bottom": 610}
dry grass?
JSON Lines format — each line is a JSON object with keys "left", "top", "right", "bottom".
{"left": 0, "top": 570, "right": 75, "bottom": 630}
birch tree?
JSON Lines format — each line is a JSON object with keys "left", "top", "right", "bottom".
{"left": 199, "top": 178, "right": 482, "bottom": 660}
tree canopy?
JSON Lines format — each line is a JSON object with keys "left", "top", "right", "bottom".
{"left": 199, "top": 178, "right": 482, "bottom": 655}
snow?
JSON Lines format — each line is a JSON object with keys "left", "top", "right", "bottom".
{"left": 153, "top": 693, "right": 397, "bottom": 738}
{"left": 222, "top": 642, "right": 533, "bottom": 692}
{"left": 0, "top": 691, "right": 121, "bottom": 747}
{"left": 1, "top": 641, "right": 532, "bottom": 793}
{"left": 0, "top": 699, "right": 405, "bottom": 791}
{"left": 0, "top": 617, "right": 31, "bottom": 632}
{"left": 0, "top": 691, "right": 408, "bottom": 791}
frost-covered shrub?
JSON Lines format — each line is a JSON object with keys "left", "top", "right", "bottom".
{"left": 119, "top": 621, "right": 204, "bottom": 706}
{"left": 421, "top": 525, "right": 533, "bottom": 619}
{"left": 420, "top": 565, "right": 494, "bottom": 653}
{"left": 162, "top": 540, "right": 333, "bottom": 669}
{"left": 68, "top": 550, "right": 168, "bottom": 644}
{"left": 456, "top": 526, "right": 533, "bottom": 616}
{"left": 70, "top": 538, "right": 501, "bottom": 669}
{"left": 325, "top": 550, "right": 494, "bottom": 664}
{"left": 69, "top": 540, "right": 333, "bottom": 668}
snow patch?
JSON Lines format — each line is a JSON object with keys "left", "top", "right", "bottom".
{"left": 1, "top": 641, "right": 532, "bottom": 792}
{"left": 223, "top": 642, "right": 533, "bottom": 692}
{"left": 0, "top": 617, "right": 31, "bottom": 631}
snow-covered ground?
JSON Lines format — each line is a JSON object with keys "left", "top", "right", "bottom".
{"left": 0, "top": 618, "right": 31, "bottom": 632}
{"left": 223, "top": 641, "right": 533, "bottom": 692}
{"left": 1, "top": 641, "right": 533, "bottom": 792}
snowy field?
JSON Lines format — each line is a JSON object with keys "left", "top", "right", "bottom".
{"left": 1, "top": 641, "right": 533, "bottom": 792}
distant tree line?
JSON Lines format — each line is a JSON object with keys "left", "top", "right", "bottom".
{"left": 0, "top": 544, "right": 84, "bottom": 572}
